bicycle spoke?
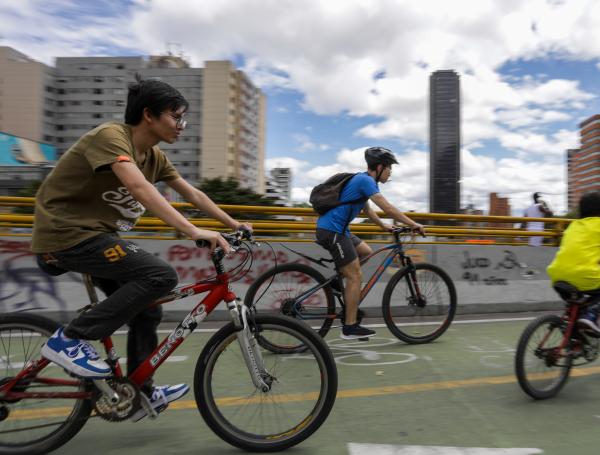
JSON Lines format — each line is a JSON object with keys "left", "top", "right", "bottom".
{"left": 196, "top": 315, "right": 336, "bottom": 451}
{"left": 0, "top": 317, "right": 90, "bottom": 452}
{"left": 383, "top": 264, "right": 456, "bottom": 343}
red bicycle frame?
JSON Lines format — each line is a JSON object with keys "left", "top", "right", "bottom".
{"left": 1, "top": 271, "right": 237, "bottom": 401}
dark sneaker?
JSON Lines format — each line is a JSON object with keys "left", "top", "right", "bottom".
{"left": 578, "top": 313, "right": 600, "bottom": 336}
{"left": 131, "top": 383, "right": 190, "bottom": 422}
{"left": 41, "top": 327, "right": 111, "bottom": 378}
{"left": 340, "top": 323, "right": 375, "bottom": 340}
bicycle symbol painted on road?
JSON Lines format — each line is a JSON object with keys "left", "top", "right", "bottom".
{"left": 282, "top": 336, "right": 418, "bottom": 366}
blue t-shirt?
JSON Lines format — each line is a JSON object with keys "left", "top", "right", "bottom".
{"left": 316, "top": 172, "right": 379, "bottom": 235}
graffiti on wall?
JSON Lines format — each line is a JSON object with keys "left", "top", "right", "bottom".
{"left": 460, "top": 250, "right": 530, "bottom": 285}
{"left": 0, "top": 239, "right": 73, "bottom": 313}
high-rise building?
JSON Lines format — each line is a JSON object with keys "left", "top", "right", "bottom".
{"left": 54, "top": 54, "right": 204, "bottom": 184}
{"left": 0, "top": 47, "right": 56, "bottom": 143}
{"left": 567, "top": 114, "right": 600, "bottom": 213}
{"left": 269, "top": 168, "right": 291, "bottom": 205}
{"left": 566, "top": 148, "right": 579, "bottom": 212}
{"left": 0, "top": 46, "right": 266, "bottom": 193}
{"left": 429, "top": 70, "right": 460, "bottom": 218}
{"left": 201, "top": 61, "right": 265, "bottom": 193}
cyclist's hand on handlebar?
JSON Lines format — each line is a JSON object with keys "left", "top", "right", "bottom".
{"left": 234, "top": 222, "right": 253, "bottom": 239}
{"left": 234, "top": 222, "right": 253, "bottom": 233}
{"left": 382, "top": 223, "right": 396, "bottom": 233}
{"left": 192, "top": 229, "right": 232, "bottom": 254}
{"left": 411, "top": 223, "right": 426, "bottom": 237}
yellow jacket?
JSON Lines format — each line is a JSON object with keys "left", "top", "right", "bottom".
{"left": 547, "top": 217, "right": 600, "bottom": 291}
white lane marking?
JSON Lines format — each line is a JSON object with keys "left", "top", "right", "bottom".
{"left": 347, "top": 443, "right": 543, "bottom": 454}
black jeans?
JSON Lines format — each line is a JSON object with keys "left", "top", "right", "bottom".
{"left": 37, "top": 233, "right": 178, "bottom": 384}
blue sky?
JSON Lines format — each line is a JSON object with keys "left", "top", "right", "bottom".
{"left": 2, "top": 0, "right": 600, "bottom": 214}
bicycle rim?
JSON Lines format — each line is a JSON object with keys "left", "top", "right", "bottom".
{"left": 245, "top": 264, "right": 335, "bottom": 352}
{"left": 383, "top": 263, "right": 457, "bottom": 344}
{"left": 515, "top": 315, "right": 572, "bottom": 399}
{"left": 195, "top": 315, "right": 337, "bottom": 451}
{"left": 0, "top": 316, "right": 90, "bottom": 455}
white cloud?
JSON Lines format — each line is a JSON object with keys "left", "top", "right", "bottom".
{"left": 291, "top": 133, "right": 330, "bottom": 153}
{"left": 286, "top": 144, "right": 567, "bottom": 214}
{"left": 2, "top": 0, "right": 599, "bottom": 213}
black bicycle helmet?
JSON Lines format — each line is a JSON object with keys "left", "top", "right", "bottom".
{"left": 364, "top": 146, "right": 398, "bottom": 168}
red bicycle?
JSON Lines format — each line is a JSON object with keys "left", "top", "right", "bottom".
{"left": 0, "top": 232, "right": 337, "bottom": 454}
{"left": 515, "top": 281, "right": 600, "bottom": 399}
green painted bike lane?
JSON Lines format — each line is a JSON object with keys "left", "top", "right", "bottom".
{"left": 58, "top": 317, "right": 600, "bottom": 455}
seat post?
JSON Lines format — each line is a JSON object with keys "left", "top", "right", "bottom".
{"left": 82, "top": 274, "right": 100, "bottom": 305}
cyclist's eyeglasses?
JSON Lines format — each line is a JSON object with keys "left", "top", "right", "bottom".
{"left": 167, "top": 113, "right": 187, "bottom": 129}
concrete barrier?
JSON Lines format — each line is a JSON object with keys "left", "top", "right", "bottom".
{"left": 0, "top": 236, "right": 562, "bottom": 324}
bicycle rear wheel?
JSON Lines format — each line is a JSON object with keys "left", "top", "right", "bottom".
{"left": 515, "top": 315, "right": 573, "bottom": 399}
{"left": 0, "top": 313, "right": 91, "bottom": 455}
{"left": 382, "top": 263, "right": 457, "bottom": 344}
{"left": 194, "top": 314, "right": 337, "bottom": 452}
{"left": 244, "top": 263, "right": 336, "bottom": 353}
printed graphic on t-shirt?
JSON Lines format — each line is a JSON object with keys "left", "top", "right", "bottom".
{"left": 101, "top": 186, "right": 145, "bottom": 219}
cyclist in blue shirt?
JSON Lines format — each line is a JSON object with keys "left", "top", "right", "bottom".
{"left": 316, "top": 147, "right": 424, "bottom": 339}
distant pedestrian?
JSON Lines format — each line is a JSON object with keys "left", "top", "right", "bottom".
{"left": 522, "top": 192, "right": 553, "bottom": 246}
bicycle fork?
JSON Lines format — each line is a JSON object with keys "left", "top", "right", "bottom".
{"left": 227, "top": 299, "right": 271, "bottom": 392}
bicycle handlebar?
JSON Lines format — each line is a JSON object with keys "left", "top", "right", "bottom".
{"left": 392, "top": 226, "right": 426, "bottom": 238}
{"left": 194, "top": 228, "right": 255, "bottom": 251}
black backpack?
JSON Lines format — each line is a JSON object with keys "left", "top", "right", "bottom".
{"left": 309, "top": 172, "right": 367, "bottom": 215}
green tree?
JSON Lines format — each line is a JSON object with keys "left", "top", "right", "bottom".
{"left": 197, "top": 177, "right": 274, "bottom": 219}
{"left": 12, "top": 181, "right": 42, "bottom": 214}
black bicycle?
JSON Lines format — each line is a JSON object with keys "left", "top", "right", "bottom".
{"left": 244, "top": 227, "right": 457, "bottom": 351}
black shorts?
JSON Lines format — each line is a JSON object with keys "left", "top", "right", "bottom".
{"left": 315, "top": 229, "right": 362, "bottom": 268}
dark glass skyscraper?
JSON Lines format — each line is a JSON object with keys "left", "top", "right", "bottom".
{"left": 429, "top": 70, "right": 460, "bottom": 216}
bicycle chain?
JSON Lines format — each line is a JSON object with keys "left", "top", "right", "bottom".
{"left": 93, "top": 378, "right": 141, "bottom": 422}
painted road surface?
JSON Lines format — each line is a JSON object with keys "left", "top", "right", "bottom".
{"left": 48, "top": 316, "right": 600, "bottom": 455}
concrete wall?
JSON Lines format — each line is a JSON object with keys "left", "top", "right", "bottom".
{"left": 0, "top": 236, "right": 562, "bottom": 324}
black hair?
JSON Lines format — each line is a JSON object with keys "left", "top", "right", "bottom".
{"left": 579, "top": 190, "right": 600, "bottom": 218}
{"left": 533, "top": 192, "right": 541, "bottom": 202}
{"left": 124, "top": 74, "right": 189, "bottom": 125}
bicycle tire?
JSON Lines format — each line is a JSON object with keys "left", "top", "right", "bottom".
{"left": 244, "top": 263, "right": 336, "bottom": 353}
{"left": 194, "top": 314, "right": 337, "bottom": 452}
{"left": 515, "top": 314, "right": 573, "bottom": 399}
{"left": 0, "top": 313, "right": 91, "bottom": 455}
{"left": 382, "top": 263, "right": 457, "bottom": 344}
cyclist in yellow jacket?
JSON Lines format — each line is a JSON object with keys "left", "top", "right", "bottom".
{"left": 547, "top": 190, "right": 600, "bottom": 333}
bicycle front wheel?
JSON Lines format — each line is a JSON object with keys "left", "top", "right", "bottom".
{"left": 382, "top": 263, "right": 457, "bottom": 344}
{"left": 0, "top": 313, "right": 91, "bottom": 455}
{"left": 515, "top": 315, "right": 573, "bottom": 399}
{"left": 194, "top": 314, "right": 338, "bottom": 452}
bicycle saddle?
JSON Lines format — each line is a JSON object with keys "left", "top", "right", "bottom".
{"left": 553, "top": 281, "right": 600, "bottom": 303}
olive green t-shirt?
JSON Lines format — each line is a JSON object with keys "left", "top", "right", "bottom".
{"left": 31, "top": 122, "right": 180, "bottom": 253}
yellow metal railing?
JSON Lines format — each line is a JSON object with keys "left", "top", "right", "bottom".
{"left": 0, "top": 196, "right": 570, "bottom": 245}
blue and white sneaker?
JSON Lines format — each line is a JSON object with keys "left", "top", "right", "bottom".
{"left": 131, "top": 383, "right": 190, "bottom": 422}
{"left": 41, "top": 327, "right": 111, "bottom": 378}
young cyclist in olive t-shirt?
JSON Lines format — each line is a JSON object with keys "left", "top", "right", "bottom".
{"left": 547, "top": 190, "right": 600, "bottom": 333}
{"left": 32, "top": 77, "right": 252, "bottom": 421}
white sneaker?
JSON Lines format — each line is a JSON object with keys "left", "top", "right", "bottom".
{"left": 130, "top": 383, "right": 190, "bottom": 422}
{"left": 41, "top": 327, "right": 111, "bottom": 378}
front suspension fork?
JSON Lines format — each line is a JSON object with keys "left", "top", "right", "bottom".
{"left": 228, "top": 299, "right": 271, "bottom": 392}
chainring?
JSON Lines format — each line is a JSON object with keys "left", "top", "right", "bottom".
{"left": 93, "top": 378, "right": 141, "bottom": 422}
